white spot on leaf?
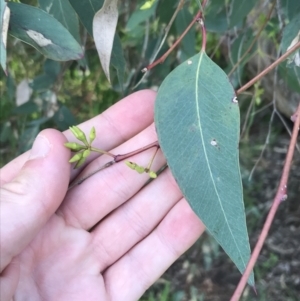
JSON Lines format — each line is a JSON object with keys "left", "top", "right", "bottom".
{"left": 187, "top": 60, "right": 192, "bottom": 65}
{"left": 210, "top": 139, "right": 217, "bottom": 146}
{"left": 232, "top": 96, "right": 238, "bottom": 103}
{"left": 26, "top": 30, "right": 52, "bottom": 47}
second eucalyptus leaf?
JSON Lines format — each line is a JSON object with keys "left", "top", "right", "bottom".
{"left": 93, "top": 0, "right": 119, "bottom": 83}
{"left": 8, "top": 2, "right": 83, "bottom": 61}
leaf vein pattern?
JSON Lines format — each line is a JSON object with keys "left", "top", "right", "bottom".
{"left": 195, "top": 53, "right": 246, "bottom": 269}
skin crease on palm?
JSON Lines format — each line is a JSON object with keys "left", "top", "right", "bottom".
{"left": 0, "top": 90, "right": 205, "bottom": 301}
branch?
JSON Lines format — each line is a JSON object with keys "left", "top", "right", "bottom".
{"left": 230, "top": 103, "right": 300, "bottom": 301}
{"left": 236, "top": 40, "right": 300, "bottom": 95}
{"left": 228, "top": 1, "right": 276, "bottom": 77}
{"left": 68, "top": 141, "right": 159, "bottom": 189}
{"left": 142, "top": 10, "right": 202, "bottom": 72}
{"left": 141, "top": 0, "right": 208, "bottom": 72}
{"left": 133, "top": 0, "right": 186, "bottom": 88}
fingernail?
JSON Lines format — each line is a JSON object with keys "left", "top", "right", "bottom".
{"left": 29, "top": 135, "right": 51, "bottom": 160}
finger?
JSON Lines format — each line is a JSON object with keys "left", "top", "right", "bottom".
{"left": 90, "top": 168, "right": 182, "bottom": 271}
{"left": 58, "top": 124, "right": 165, "bottom": 230}
{"left": 0, "top": 130, "right": 70, "bottom": 272}
{"left": 0, "top": 257, "right": 20, "bottom": 301}
{"left": 0, "top": 89, "right": 156, "bottom": 185}
{"left": 103, "top": 199, "right": 205, "bottom": 301}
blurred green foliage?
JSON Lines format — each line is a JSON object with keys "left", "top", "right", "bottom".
{"left": 3, "top": 0, "right": 299, "bottom": 166}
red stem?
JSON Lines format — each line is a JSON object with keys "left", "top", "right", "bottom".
{"left": 199, "top": 18, "right": 207, "bottom": 52}
{"left": 142, "top": 10, "right": 202, "bottom": 72}
{"left": 230, "top": 103, "right": 300, "bottom": 301}
{"left": 69, "top": 141, "right": 159, "bottom": 188}
{"left": 237, "top": 41, "right": 300, "bottom": 95}
{"left": 114, "top": 141, "right": 159, "bottom": 162}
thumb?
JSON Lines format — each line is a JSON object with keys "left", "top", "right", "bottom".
{"left": 0, "top": 129, "right": 71, "bottom": 272}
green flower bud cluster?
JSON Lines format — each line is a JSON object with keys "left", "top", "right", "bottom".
{"left": 125, "top": 161, "right": 157, "bottom": 179}
{"left": 65, "top": 125, "right": 158, "bottom": 180}
{"left": 64, "top": 126, "right": 96, "bottom": 169}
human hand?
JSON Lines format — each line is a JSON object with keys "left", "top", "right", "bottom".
{"left": 0, "top": 90, "right": 205, "bottom": 301}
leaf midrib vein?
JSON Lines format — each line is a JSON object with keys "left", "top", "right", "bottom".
{"left": 195, "top": 52, "right": 246, "bottom": 270}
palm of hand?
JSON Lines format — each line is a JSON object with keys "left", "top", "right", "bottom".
{"left": 16, "top": 215, "right": 105, "bottom": 300}
{"left": 1, "top": 91, "right": 204, "bottom": 301}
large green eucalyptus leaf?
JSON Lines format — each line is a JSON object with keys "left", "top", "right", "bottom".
{"left": 39, "top": 0, "right": 80, "bottom": 43}
{"left": 155, "top": 52, "right": 254, "bottom": 285}
{"left": 8, "top": 2, "right": 83, "bottom": 61}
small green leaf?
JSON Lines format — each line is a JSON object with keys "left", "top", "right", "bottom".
{"left": 8, "top": 2, "right": 83, "bottom": 61}
{"left": 155, "top": 51, "right": 254, "bottom": 285}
